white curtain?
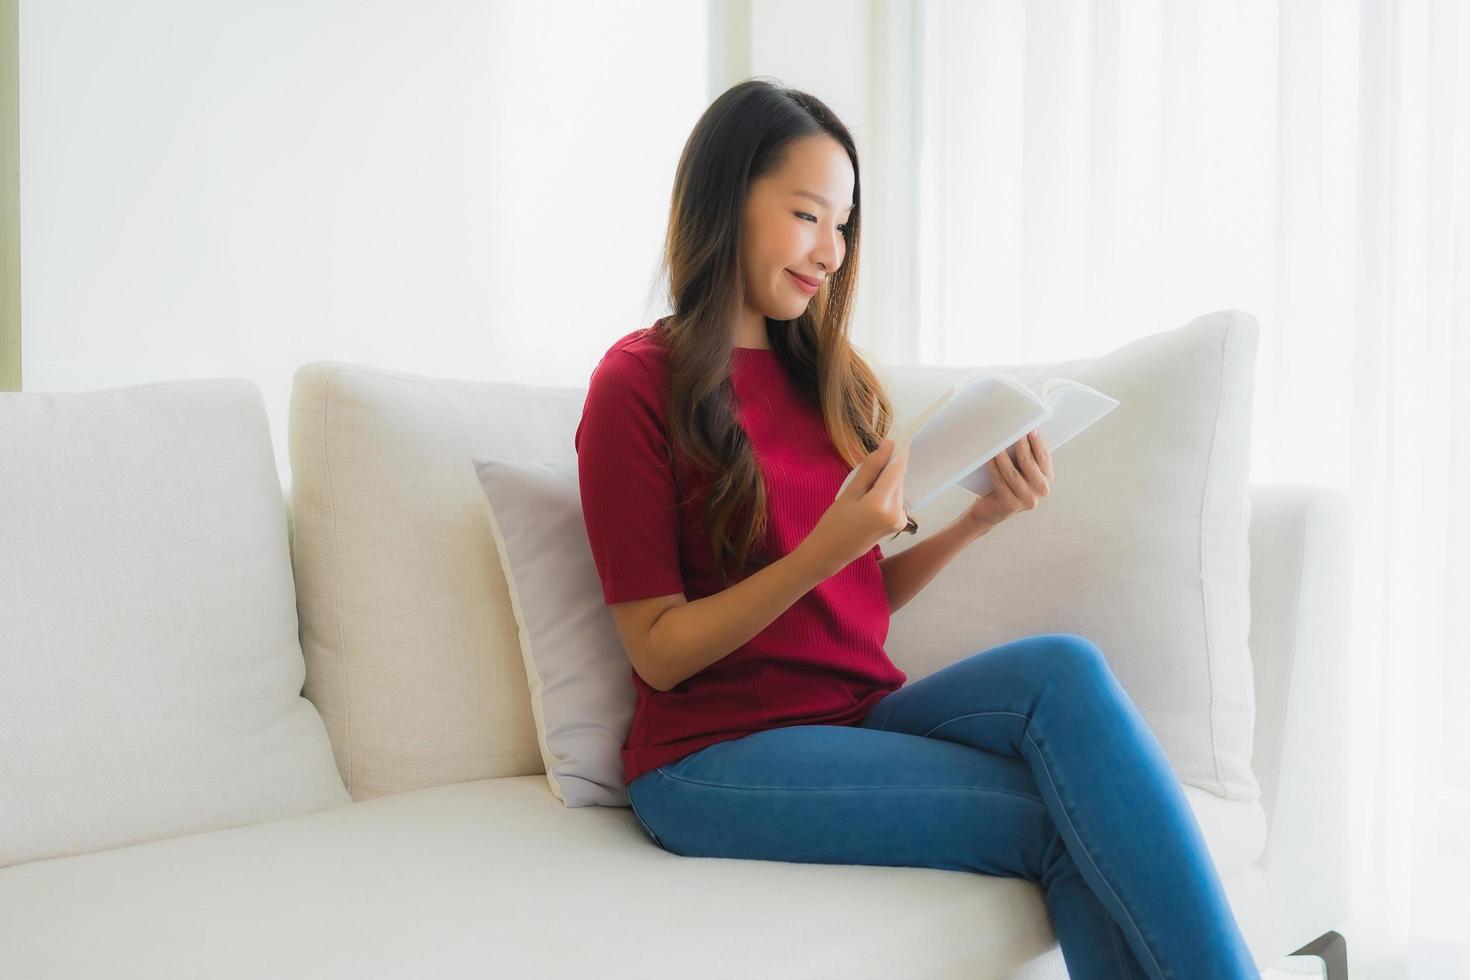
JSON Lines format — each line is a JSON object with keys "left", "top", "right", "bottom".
{"left": 908, "top": 0, "right": 1469, "bottom": 976}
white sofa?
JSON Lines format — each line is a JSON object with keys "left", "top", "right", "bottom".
{"left": 0, "top": 319, "right": 1350, "bottom": 979}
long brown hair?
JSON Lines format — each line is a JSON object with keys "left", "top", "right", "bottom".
{"left": 651, "top": 79, "right": 895, "bottom": 587}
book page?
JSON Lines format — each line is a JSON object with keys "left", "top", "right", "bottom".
{"left": 902, "top": 375, "right": 1044, "bottom": 511}
{"left": 835, "top": 373, "right": 1120, "bottom": 511}
{"left": 954, "top": 380, "right": 1120, "bottom": 497}
{"left": 833, "top": 381, "right": 956, "bottom": 499}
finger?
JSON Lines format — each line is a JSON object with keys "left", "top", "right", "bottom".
{"left": 998, "top": 443, "right": 1034, "bottom": 502}
{"left": 848, "top": 439, "right": 895, "bottom": 497}
{"left": 1016, "top": 432, "right": 1049, "bottom": 493}
{"left": 882, "top": 467, "right": 909, "bottom": 527}
{"left": 995, "top": 448, "right": 1035, "bottom": 507}
{"left": 989, "top": 453, "right": 1021, "bottom": 498}
{"left": 1015, "top": 432, "right": 1036, "bottom": 473}
{"left": 872, "top": 440, "right": 910, "bottom": 495}
{"left": 1029, "top": 430, "right": 1053, "bottom": 481}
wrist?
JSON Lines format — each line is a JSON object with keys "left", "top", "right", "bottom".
{"left": 961, "top": 510, "right": 995, "bottom": 539}
{"left": 788, "top": 541, "right": 837, "bottom": 586}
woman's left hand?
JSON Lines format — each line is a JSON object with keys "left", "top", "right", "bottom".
{"left": 965, "top": 430, "right": 1053, "bottom": 532}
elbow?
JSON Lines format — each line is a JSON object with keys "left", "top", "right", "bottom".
{"left": 629, "top": 642, "right": 671, "bottom": 693}
{"left": 642, "top": 661, "right": 677, "bottom": 696}
{"left": 642, "top": 609, "right": 686, "bottom": 693}
{"left": 639, "top": 669, "right": 671, "bottom": 694}
{"left": 637, "top": 649, "right": 673, "bottom": 693}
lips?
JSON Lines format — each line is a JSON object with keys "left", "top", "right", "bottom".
{"left": 787, "top": 270, "right": 822, "bottom": 288}
{"left": 786, "top": 270, "right": 818, "bottom": 295}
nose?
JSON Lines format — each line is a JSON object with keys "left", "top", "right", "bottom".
{"left": 812, "top": 227, "right": 842, "bottom": 275}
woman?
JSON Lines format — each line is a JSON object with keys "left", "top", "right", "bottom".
{"left": 574, "top": 78, "right": 1259, "bottom": 980}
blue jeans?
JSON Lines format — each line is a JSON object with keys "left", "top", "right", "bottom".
{"left": 626, "top": 633, "right": 1259, "bottom": 980}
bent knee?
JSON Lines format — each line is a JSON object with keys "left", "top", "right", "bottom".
{"left": 1038, "top": 633, "right": 1115, "bottom": 681}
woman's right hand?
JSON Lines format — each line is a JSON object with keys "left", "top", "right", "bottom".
{"left": 797, "top": 438, "right": 911, "bottom": 579}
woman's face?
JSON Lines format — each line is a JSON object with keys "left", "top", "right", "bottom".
{"left": 742, "top": 134, "right": 855, "bottom": 321}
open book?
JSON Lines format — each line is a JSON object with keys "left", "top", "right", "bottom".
{"left": 837, "top": 372, "right": 1121, "bottom": 513}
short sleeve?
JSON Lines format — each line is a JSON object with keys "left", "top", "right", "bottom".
{"left": 574, "top": 350, "right": 686, "bottom": 605}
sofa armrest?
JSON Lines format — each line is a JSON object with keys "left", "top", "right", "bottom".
{"left": 1246, "top": 484, "right": 1353, "bottom": 948}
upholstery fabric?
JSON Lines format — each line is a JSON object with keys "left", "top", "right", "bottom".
{"left": 0, "top": 379, "right": 349, "bottom": 868}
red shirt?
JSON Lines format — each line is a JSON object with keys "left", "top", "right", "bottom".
{"left": 574, "top": 321, "right": 907, "bottom": 785}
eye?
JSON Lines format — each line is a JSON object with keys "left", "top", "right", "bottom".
{"left": 795, "top": 211, "right": 849, "bottom": 234}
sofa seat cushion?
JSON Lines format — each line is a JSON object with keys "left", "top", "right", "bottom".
{"left": 0, "top": 776, "right": 1272, "bottom": 980}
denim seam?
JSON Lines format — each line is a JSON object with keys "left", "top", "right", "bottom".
{"left": 628, "top": 800, "right": 665, "bottom": 849}
{"left": 920, "top": 709, "right": 1031, "bottom": 739}
{"left": 920, "top": 708, "right": 1168, "bottom": 980}
{"left": 1104, "top": 910, "right": 1136, "bottom": 977}
{"left": 1023, "top": 726, "right": 1169, "bottom": 980}
{"left": 651, "top": 767, "right": 1046, "bottom": 807}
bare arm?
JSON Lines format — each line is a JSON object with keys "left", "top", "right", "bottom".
{"left": 610, "top": 544, "right": 834, "bottom": 693}
{"left": 608, "top": 437, "right": 911, "bottom": 693}
{"left": 876, "top": 513, "right": 992, "bottom": 615}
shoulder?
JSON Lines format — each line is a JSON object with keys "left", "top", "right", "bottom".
{"left": 589, "top": 322, "right": 670, "bottom": 397}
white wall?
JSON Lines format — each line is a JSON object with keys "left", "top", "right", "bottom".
{"left": 744, "top": 0, "right": 923, "bottom": 370}
{"left": 20, "top": 0, "right": 708, "bottom": 485}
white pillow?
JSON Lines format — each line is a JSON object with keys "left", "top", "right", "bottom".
{"left": 880, "top": 309, "right": 1260, "bottom": 802}
{"left": 471, "top": 456, "right": 634, "bottom": 807}
{"left": 470, "top": 308, "right": 1261, "bottom": 808}
{"left": 0, "top": 379, "right": 351, "bottom": 868}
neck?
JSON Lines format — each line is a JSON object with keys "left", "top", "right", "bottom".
{"left": 734, "top": 306, "right": 771, "bottom": 349}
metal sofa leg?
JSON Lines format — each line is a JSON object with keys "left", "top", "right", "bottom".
{"left": 1289, "top": 930, "right": 1349, "bottom": 980}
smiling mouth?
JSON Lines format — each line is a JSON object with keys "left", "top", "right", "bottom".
{"left": 787, "top": 270, "right": 820, "bottom": 293}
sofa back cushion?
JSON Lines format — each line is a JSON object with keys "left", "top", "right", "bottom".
{"left": 880, "top": 309, "right": 1260, "bottom": 801}
{"left": 288, "top": 364, "right": 586, "bottom": 799}
{"left": 290, "top": 308, "right": 1259, "bottom": 804}
{"left": 0, "top": 379, "right": 350, "bottom": 868}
